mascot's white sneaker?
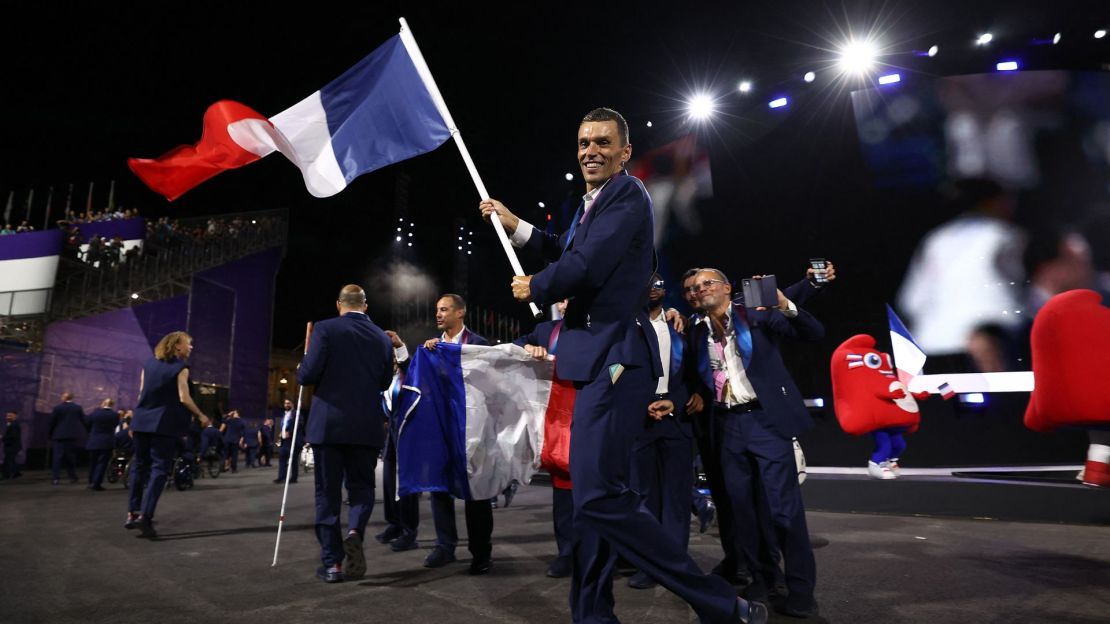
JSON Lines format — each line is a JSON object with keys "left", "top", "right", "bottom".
{"left": 868, "top": 460, "right": 896, "bottom": 480}
{"left": 888, "top": 459, "right": 901, "bottom": 477}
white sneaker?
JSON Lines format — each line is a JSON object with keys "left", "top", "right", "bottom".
{"left": 868, "top": 460, "right": 896, "bottom": 480}
{"left": 888, "top": 459, "right": 901, "bottom": 477}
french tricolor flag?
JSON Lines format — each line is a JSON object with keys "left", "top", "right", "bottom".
{"left": 129, "top": 29, "right": 452, "bottom": 201}
{"left": 394, "top": 343, "right": 557, "bottom": 500}
{"left": 887, "top": 304, "right": 928, "bottom": 385}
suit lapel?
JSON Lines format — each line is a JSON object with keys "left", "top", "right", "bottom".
{"left": 669, "top": 324, "right": 684, "bottom": 380}
{"left": 730, "top": 305, "right": 753, "bottom": 369}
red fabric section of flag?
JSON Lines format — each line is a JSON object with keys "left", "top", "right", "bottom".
{"left": 541, "top": 372, "right": 575, "bottom": 490}
{"left": 127, "top": 100, "right": 269, "bottom": 201}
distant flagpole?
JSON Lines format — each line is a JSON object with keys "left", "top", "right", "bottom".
{"left": 85, "top": 181, "right": 94, "bottom": 215}
{"left": 398, "top": 17, "right": 542, "bottom": 319}
{"left": 107, "top": 179, "right": 116, "bottom": 212}
{"left": 3, "top": 190, "right": 12, "bottom": 225}
{"left": 65, "top": 183, "right": 73, "bottom": 217}
{"left": 24, "top": 188, "right": 34, "bottom": 223}
{"left": 43, "top": 186, "right": 54, "bottom": 230}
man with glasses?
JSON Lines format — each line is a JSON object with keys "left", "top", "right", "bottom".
{"left": 481, "top": 108, "right": 766, "bottom": 624}
{"left": 685, "top": 268, "right": 824, "bottom": 618}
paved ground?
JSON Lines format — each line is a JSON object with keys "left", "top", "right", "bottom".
{"left": 1, "top": 465, "right": 1108, "bottom": 623}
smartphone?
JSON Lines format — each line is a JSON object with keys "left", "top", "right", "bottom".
{"left": 809, "top": 258, "right": 828, "bottom": 283}
{"left": 741, "top": 275, "right": 778, "bottom": 309}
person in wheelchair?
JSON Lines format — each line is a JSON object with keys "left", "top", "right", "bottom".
{"left": 108, "top": 420, "right": 134, "bottom": 485}
{"left": 199, "top": 420, "right": 223, "bottom": 479}
{"left": 171, "top": 435, "right": 196, "bottom": 491}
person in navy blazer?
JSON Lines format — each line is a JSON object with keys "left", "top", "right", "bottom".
{"left": 127, "top": 331, "right": 210, "bottom": 538}
{"left": 685, "top": 268, "right": 824, "bottom": 618}
{"left": 421, "top": 293, "right": 496, "bottom": 575}
{"left": 273, "top": 399, "right": 305, "bottom": 484}
{"left": 482, "top": 108, "right": 765, "bottom": 624}
{"left": 296, "top": 284, "right": 393, "bottom": 584}
{"left": 625, "top": 274, "right": 699, "bottom": 590}
{"left": 220, "top": 410, "right": 246, "bottom": 473}
{"left": 49, "top": 392, "right": 86, "bottom": 485}
{"left": 3, "top": 410, "right": 22, "bottom": 479}
{"left": 84, "top": 398, "right": 120, "bottom": 490}
{"left": 514, "top": 299, "right": 578, "bottom": 579}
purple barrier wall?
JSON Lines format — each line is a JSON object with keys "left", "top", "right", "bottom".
{"left": 0, "top": 229, "right": 63, "bottom": 260}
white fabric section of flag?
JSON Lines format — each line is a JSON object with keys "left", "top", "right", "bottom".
{"left": 227, "top": 94, "right": 347, "bottom": 197}
{"left": 908, "top": 372, "right": 1035, "bottom": 394}
{"left": 890, "top": 331, "right": 927, "bottom": 384}
{"left": 459, "top": 344, "right": 552, "bottom": 499}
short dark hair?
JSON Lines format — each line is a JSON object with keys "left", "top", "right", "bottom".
{"left": 681, "top": 268, "right": 703, "bottom": 282}
{"left": 582, "top": 107, "right": 629, "bottom": 146}
{"left": 439, "top": 293, "right": 466, "bottom": 311}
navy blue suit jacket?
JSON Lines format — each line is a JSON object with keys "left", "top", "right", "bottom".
{"left": 49, "top": 402, "right": 86, "bottom": 440}
{"left": 297, "top": 312, "right": 394, "bottom": 448}
{"left": 686, "top": 301, "right": 824, "bottom": 439}
{"left": 3, "top": 421, "right": 22, "bottom": 452}
{"left": 524, "top": 171, "right": 661, "bottom": 383}
{"left": 512, "top": 320, "right": 559, "bottom": 351}
{"left": 84, "top": 408, "right": 119, "bottom": 451}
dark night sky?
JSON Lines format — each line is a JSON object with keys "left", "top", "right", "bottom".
{"left": 2, "top": 1, "right": 1108, "bottom": 350}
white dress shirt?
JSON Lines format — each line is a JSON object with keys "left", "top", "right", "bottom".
{"left": 510, "top": 179, "right": 612, "bottom": 248}
{"left": 650, "top": 308, "right": 671, "bottom": 394}
{"left": 705, "top": 300, "right": 797, "bottom": 406}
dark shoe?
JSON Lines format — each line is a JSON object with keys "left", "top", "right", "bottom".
{"left": 137, "top": 518, "right": 157, "bottom": 539}
{"left": 375, "top": 525, "right": 403, "bottom": 544}
{"left": 698, "top": 501, "right": 716, "bottom": 533}
{"left": 390, "top": 533, "right": 418, "bottom": 552}
{"left": 89, "top": 484, "right": 106, "bottom": 491}
{"left": 124, "top": 514, "right": 139, "bottom": 530}
{"left": 289, "top": 479, "right": 297, "bottom": 484}
{"left": 316, "top": 564, "right": 344, "bottom": 583}
{"left": 712, "top": 560, "right": 748, "bottom": 586}
{"left": 740, "top": 579, "right": 769, "bottom": 604}
{"left": 343, "top": 533, "right": 366, "bottom": 579}
{"left": 468, "top": 555, "right": 492, "bottom": 575}
{"left": 272, "top": 478, "right": 284, "bottom": 484}
{"left": 423, "top": 546, "right": 457, "bottom": 568}
{"left": 780, "top": 594, "right": 818, "bottom": 618}
{"left": 502, "top": 480, "right": 519, "bottom": 508}
{"left": 627, "top": 570, "right": 657, "bottom": 589}
{"left": 740, "top": 599, "right": 769, "bottom": 624}
{"left": 545, "top": 556, "right": 572, "bottom": 578}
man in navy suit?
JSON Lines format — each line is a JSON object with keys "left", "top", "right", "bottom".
{"left": 2, "top": 410, "right": 22, "bottom": 479}
{"left": 421, "top": 293, "right": 496, "bottom": 575}
{"left": 514, "top": 299, "right": 576, "bottom": 579}
{"left": 482, "top": 108, "right": 765, "bottom": 623}
{"left": 274, "top": 399, "right": 304, "bottom": 484}
{"left": 259, "top": 418, "right": 274, "bottom": 467}
{"left": 84, "top": 398, "right": 120, "bottom": 490}
{"left": 297, "top": 284, "right": 393, "bottom": 584}
{"left": 49, "top": 392, "right": 85, "bottom": 485}
{"left": 626, "top": 274, "right": 700, "bottom": 590}
{"left": 686, "top": 268, "right": 823, "bottom": 618}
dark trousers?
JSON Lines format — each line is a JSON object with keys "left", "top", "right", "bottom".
{"left": 88, "top": 448, "right": 111, "bottom": 486}
{"left": 631, "top": 419, "right": 696, "bottom": 552}
{"left": 383, "top": 439, "right": 419, "bottom": 537}
{"left": 259, "top": 444, "right": 273, "bottom": 466}
{"left": 245, "top": 446, "right": 258, "bottom": 467}
{"left": 313, "top": 444, "right": 377, "bottom": 566}
{"left": 51, "top": 439, "right": 79, "bottom": 481}
{"left": 569, "top": 364, "right": 738, "bottom": 624}
{"left": 712, "top": 407, "right": 816, "bottom": 598}
{"left": 430, "top": 492, "right": 493, "bottom": 559}
{"left": 2, "top": 447, "right": 19, "bottom": 477}
{"left": 128, "top": 433, "right": 176, "bottom": 518}
{"left": 224, "top": 445, "right": 239, "bottom": 471}
{"left": 552, "top": 486, "right": 577, "bottom": 560}
{"left": 278, "top": 440, "right": 301, "bottom": 482}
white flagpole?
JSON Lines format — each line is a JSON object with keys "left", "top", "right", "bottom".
{"left": 398, "top": 17, "right": 542, "bottom": 319}
{"left": 272, "top": 321, "right": 313, "bottom": 567}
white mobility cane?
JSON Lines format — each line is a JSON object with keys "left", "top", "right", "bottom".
{"left": 272, "top": 321, "right": 313, "bottom": 566}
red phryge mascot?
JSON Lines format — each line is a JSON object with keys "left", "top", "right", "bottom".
{"left": 1024, "top": 289, "right": 1110, "bottom": 488}
{"left": 831, "top": 334, "right": 930, "bottom": 479}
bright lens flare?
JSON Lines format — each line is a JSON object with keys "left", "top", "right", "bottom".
{"left": 837, "top": 40, "right": 878, "bottom": 74}
{"left": 687, "top": 94, "right": 715, "bottom": 120}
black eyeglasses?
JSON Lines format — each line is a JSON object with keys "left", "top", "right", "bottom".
{"left": 650, "top": 280, "right": 665, "bottom": 290}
